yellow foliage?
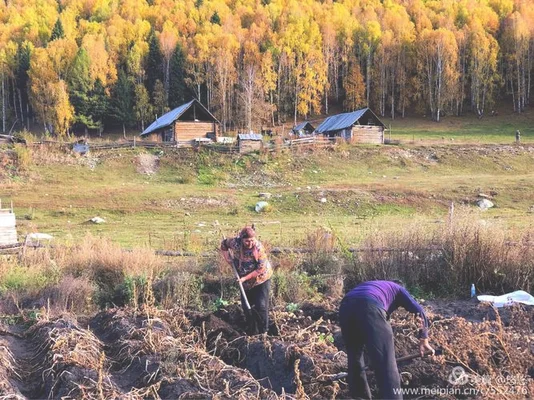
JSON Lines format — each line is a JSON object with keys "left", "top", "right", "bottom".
{"left": 82, "top": 33, "right": 114, "bottom": 86}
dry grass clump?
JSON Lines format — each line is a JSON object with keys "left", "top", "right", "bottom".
{"left": 270, "top": 228, "right": 344, "bottom": 306}
{"left": 9, "top": 234, "right": 166, "bottom": 311}
{"left": 27, "top": 142, "right": 78, "bottom": 166}
{"left": 59, "top": 234, "right": 163, "bottom": 308}
{"left": 37, "top": 275, "right": 96, "bottom": 314}
{"left": 344, "top": 208, "right": 534, "bottom": 296}
{"left": 299, "top": 228, "right": 338, "bottom": 275}
{"left": 59, "top": 234, "right": 164, "bottom": 279}
{"left": 26, "top": 316, "right": 124, "bottom": 399}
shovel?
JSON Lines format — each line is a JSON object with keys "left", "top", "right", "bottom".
{"left": 231, "top": 261, "right": 252, "bottom": 310}
{"left": 223, "top": 235, "right": 251, "bottom": 310}
{"left": 320, "top": 348, "right": 443, "bottom": 383}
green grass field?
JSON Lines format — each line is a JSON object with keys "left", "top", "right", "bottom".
{"left": 2, "top": 111, "right": 534, "bottom": 250}
{"left": 387, "top": 109, "right": 534, "bottom": 144}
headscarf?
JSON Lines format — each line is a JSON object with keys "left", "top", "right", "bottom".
{"left": 240, "top": 226, "right": 256, "bottom": 239}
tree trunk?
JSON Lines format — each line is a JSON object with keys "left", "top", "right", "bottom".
{"left": 1, "top": 71, "right": 5, "bottom": 133}
{"left": 17, "top": 88, "right": 24, "bottom": 125}
{"left": 366, "top": 51, "right": 371, "bottom": 106}
{"left": 11, "top": 79, "right": 18, "bottom": 124}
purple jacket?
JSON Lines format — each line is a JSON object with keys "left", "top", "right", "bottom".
{"left": 344, "top": 280, "right": 429, "bottom": 338}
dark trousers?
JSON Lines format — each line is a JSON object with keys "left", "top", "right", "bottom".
{"left": 339, "top": 298, "right": 402, "bottom": 400}
{"left": 241, "top": 280, "right": 270, "bottom": 335}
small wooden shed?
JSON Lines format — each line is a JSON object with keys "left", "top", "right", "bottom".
{"left": 141, "top": 99, "right": 219, "bottom": 143}
{"left": 315, "top": 108, "right": 385, "bottom": 144}
{"left": 238, "top": 133, "right": 263, "bottom": 154}
{"left": 0, "top": 201, "right": 17, "bottom": 246}
{"left": 292, "top": 121, "right": 315, "bottom": 137}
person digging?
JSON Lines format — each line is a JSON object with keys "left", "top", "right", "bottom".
{"left": 339, "top": 280, "right": 435, "bottom": 400}
{"left": 220, "top": 226, "right": 273, "bottom": 335}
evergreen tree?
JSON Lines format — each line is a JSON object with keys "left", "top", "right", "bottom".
{"left": 152, "top": 79, "right": 167, "bottom": 117}
{"left": 210, "top": 11, "right": 221, "bottom": 25}
{"left": 109, "top": 69, "right": 135, "bottom": 136}
{"left": 168, "top": 43, "right": 188, "bottom": 108}
{"left": 68, "top": 49, "right": 95, "bottom": 134}
{"left": 146, "top": 31, "right": 163, "bottom": 99}
{"left": 89, "top": 78, "right": 108, "bottom": 136}
{"left": 50, "top": 18, "right": 65, "bottom": 41}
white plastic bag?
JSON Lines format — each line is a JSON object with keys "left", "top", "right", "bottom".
{"left": 477, "top": 290, "right": 534, "bottom": 308}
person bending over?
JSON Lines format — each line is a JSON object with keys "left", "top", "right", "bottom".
{"left": 339, "top": 280, "right": 434, "bottom": 399}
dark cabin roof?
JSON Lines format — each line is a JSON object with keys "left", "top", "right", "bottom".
{"left": 293, "top": 121, "right": 315, "bottom": 132}
{"left": 315, "top": 108, "right": 385, "bottom": 133}
{"left": 141, "top": 99, "right": 219, "bottom": 136}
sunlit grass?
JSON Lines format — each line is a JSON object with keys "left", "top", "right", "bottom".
{"left": 3, "top": 123, "right": 534, "bottom": 249}
{"left": 388, "top": 111, "right": 534, "bottom": 144}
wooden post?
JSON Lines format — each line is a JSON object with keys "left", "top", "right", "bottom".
{"left": 448, "top": 201, "right": 454, "bottom": 231}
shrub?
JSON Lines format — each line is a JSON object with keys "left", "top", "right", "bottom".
{"left": 271, "top": 270, "right": 319, "bottom": 305}
{"left": 13, "top": 144, "right": 32, "bottom": 172}
{"left": 38, "top": 275, "right": 96, "bottom": 314}
{"left": 153, "top": 271, "right": 203, "bottom": 310}
{"left": 299, "top": 227, "right": 339, "bottom": 276}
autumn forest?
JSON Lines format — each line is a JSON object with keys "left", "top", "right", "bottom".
{"left": 0, "top": 0, "right": 532, "bottom": 137}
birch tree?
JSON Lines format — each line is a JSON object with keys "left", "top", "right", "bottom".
{"left": 417, "top": 28, "right": 459, "bottom": 121}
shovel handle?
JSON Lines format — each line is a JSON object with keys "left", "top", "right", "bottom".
{"left": 223, "top": 235, "right": 251, "bottom": 310}
{"left": 232, "top": 264, "right": 251, "bottom": 310}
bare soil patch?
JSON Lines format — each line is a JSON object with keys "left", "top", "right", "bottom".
{"left": 135, "top": 153, "right": 159, "bottom": 175}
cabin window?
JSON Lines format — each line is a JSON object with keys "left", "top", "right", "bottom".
{"left": 163, "top": 128, "right": 174, "bottom": 142}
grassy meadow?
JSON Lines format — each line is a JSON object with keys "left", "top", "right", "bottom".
{"left": 1, "top": 111, "right": 534, "bottom": 313}
{"left": 387, "top": 107, "right": 534, "bottom": 144}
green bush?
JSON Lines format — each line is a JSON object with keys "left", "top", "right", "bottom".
{"left": 271, "top": 270, "right": 319, "bottom": 305}
{"left": 0, "top": 265, "right": 54, "bottom": 293}
{"left": 153, "top": 271, "right": 204, "bottom": 310}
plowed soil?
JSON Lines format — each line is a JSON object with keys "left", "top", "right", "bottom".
{"left": 0, "top": 299, "right": 532, "bottom": 399}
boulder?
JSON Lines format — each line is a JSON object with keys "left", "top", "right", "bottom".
{"left": 476, "top": 199, "right": 494, "bottom": 210}
{"left": 255, "top": 201, "right": 269, "bottom": 213}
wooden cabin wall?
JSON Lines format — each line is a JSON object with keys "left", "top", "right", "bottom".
{"left": 175, "top": 122, "right": 217, "bottom": 140}
{"left": 351, "top": 126, "right": 384, "bottom": 144}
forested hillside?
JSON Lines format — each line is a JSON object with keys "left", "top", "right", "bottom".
{"left": 0, "top": 0, "right": 532, "bottom": 137}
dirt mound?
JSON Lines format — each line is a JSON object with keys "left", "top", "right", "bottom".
{"left": 135, "top": 153, "right": 159, "bottom": 175}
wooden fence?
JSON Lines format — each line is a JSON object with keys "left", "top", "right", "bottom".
{"left": 23, "top": 135, "right": 335, "bottom": 154}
